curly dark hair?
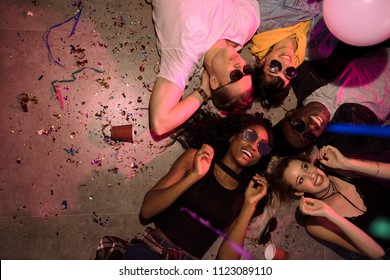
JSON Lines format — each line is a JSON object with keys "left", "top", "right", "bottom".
{"left": 166, "top": 108, "right": 273, "bottom": 181}
{"left": 252, "top": 60, "right": 291, "bottom": 109}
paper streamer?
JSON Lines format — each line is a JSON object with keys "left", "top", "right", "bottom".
{"left": 44, "top": 1, "right": 83, "bottom": 68}
{"left": 51, "top": 67, "right": 104, "bottom": 109}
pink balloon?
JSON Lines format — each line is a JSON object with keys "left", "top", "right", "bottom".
{"left": 323, "top": 0, "right": 390, "bottom": 46}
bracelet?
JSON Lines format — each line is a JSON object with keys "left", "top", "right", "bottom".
{"left": 195, "top": 87, "right": 208, "bottom": 105}
{"left": 375, "top": 162, "right": 380, "bottom": 176}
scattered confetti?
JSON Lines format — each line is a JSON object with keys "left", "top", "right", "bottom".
{"left": 36, "top": 126, "right": 54, "bottom": 136}
{"left": 19, "top": 92, "right": 38, "bottom": 112}
{"left": 96, "top": 77, "right": 110, "bottom": 88}
{"left": 61, "top": 200, "right": 68, "bottom": 210}
{"left": 64, "top": 146, "right": 78, "bottom": 156}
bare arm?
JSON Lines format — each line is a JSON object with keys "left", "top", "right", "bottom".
{"left": 318, "top": 145, "right": 390, "bottom": 180}
{"left": 301, "top": 197, "right": 385, "bottom": 258}
{"left": 217, "top": 175, "right": 268, "bottom": 260}
{"left": 140, "top": 144, "right": 214, "bottom": 219}
{"left": 149, "top": 74, "right": 210, "bottom": 135}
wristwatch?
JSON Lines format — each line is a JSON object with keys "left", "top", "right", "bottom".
{"left": 195, "top": 87, "right": 208, "bottom": 105}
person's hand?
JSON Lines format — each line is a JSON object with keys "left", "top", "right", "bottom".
{"left": 299, "top": 196, "right": 334, "bottom": 218}
{"left": 317, "top": 145, "right": 349, "bottom": 170}
{"left": 193, "top": 144, "right": 214, "bottom": 178}
{"left": 244, "top": 174, "right": 268, "bottom": 206}
{"left": 200, "top": 70, "right": 211, "bottom": 99}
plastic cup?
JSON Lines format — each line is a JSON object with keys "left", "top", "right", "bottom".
{"left": 110, "top": 124, "right": 134, "bottom": 142}
{"left": 264, "top": 244, "right": 289, "bottom": 260}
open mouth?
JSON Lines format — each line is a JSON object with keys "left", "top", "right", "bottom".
{"left": 280, "top": 54, "right": 291, "bottom": 62}
{"left": 315, "top": 174, "right": 323, "bottom": 186}
{"left": 241, "top": 148, "right": 253, "bottom": 158}
{"left": 310, "top": 115, "right": 324, "bottom": 128}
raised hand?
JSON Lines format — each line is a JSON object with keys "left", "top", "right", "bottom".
{"left": 299, "top": 196, "right": 334, "bottom": 217}
{"left": 193, "top": 144, "right": 214, "bottom": 178}
{"left": 317, "top": 145, "right": 349, "bottom": 170}
{"left": 245, "top": 174, "right": 268, "bottom": 206}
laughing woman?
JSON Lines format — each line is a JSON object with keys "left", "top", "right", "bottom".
{"left": 122, "top": 110, "right": 273, "bottom": 260}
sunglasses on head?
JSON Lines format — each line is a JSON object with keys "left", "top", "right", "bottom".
{"left": 269, "top": 60, "right": 297, "bottom": 80}
{"left": 287, "top": 117, "right": 317, "bottom": 145}
{"left": 242, "top": 128, "right": 270, "bottom": 156}
{"left": 258, "top": 217, "right": 277, "bottom": 245}
{"left": 215, "top": 64, "right": 254, "bottom": 91}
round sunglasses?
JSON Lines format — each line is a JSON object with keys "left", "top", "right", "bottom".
{"left": 269, "top": 59, "right": 297, "bottom": 80}
{"left": 242, "top": 128, "right": 270, "bottom": 156}
{"left": 287, "top": 117, "right": 317, "bottom": 145}
{"left": 215, "top": 64, "right": 254, "bottom": 91}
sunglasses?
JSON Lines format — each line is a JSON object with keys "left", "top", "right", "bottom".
{"left": 258, "top": 217, "right": 277, "bottom": 245}
{"left": 287, "top": 117, "right": 317, "bottom": 145}
{"left": 269, "top": 60, "right": 297, "bottom": 80}
{"left": 215, "top": 64, "right": 254, "bottom": 90}
{"left": 242, "top": 128, "right": 270, "bottom": 156}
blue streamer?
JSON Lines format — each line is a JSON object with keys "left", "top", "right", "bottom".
{"left": 326, "top": 123, "right": 390, "bottom": 138}
{"left": 45, "top": 1, "right": 83, "bottom": 68}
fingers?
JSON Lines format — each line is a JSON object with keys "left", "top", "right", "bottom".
{"left": 195, "top": 144, "right": 214, "bottom": 160}
{"left": 318, "top": 145, "right": 335, "bottom": 162}
{"left": 318, "top": 145, "right": 329, "bottom": 159}
{"left": 252, "top": 174, "right": 268, "bottom": 189}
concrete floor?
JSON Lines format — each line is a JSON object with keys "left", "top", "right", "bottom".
{"left": 0, "top": 0, "right": 365, "bottom": 260}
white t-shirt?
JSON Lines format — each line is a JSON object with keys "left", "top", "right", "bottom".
{"left": 303, "top": 48, "right": 390, "bottom": 121}
{"left": 151, "top": 0, "right": 260, "bottom": 92}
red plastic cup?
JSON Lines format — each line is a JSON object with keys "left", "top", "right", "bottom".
{"left": 110, "top": 124, "right": 134, "bottom": 142}
{"left": 264, "top": 244, "right": 289, "bottom": 260}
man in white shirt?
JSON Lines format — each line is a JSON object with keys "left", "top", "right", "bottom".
{"left": 148, "top": 0, "right": 260, "bottom": 135}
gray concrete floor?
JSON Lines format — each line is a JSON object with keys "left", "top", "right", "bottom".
{"left": 0, "top": 0, "right": 361, "bottom": 260}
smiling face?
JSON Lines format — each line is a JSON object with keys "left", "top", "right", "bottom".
{"left": 280, "top": 102, "right": 330, "bottom": 150}
{"left": 283, "top": 160, "right": 330, "bottom": 197}
{"left": 227, "top": 124, "right": 269, "bottom": 168}
{"left": 262, "top": 39, "right": 297, "bottom": 88}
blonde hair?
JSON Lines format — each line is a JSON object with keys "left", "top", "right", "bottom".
{"left": 246, "top": 155, "right": 308, "bottom": 239}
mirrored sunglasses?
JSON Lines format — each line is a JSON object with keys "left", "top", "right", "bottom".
{"left": 216, "top": 64, "right": 254, "bottom": 90}
{"left": 242, "top": 128, "right": 270, "bottom": 156}
{"left": 269, "top": 59, "right": 297, "bottom": 80}
{"left": 287, "top": 117, "right": 317, "bottom": 145}
{"left": 258, "top": 217, "right": 277, "bottom": 245}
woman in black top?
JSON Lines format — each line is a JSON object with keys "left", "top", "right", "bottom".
{"left": 123, "top": 109, "right": 273, "bottom": 260}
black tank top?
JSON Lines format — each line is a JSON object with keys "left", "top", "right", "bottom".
{"left": 154, "top": 162, "right": 246, "bottom": 258}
